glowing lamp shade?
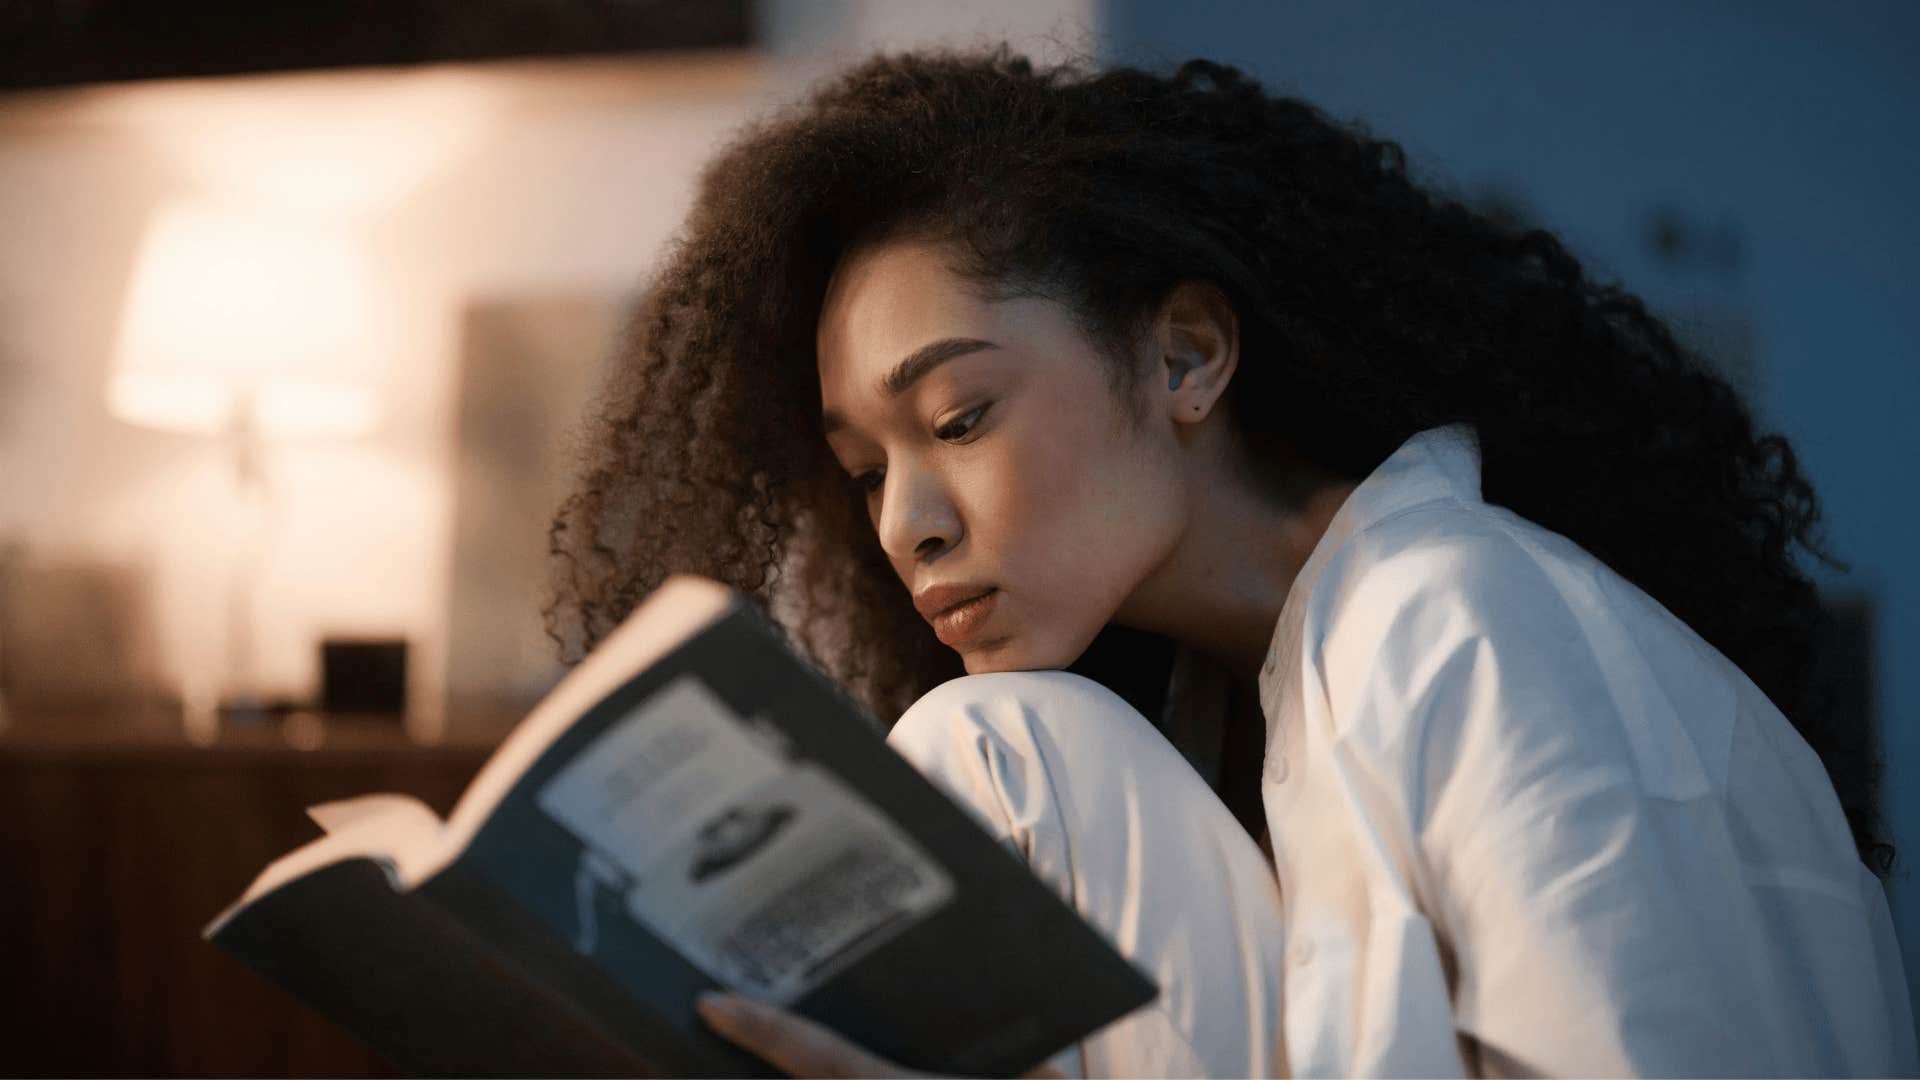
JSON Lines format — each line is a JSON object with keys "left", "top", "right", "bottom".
{"left": 109, "top": 202, "right": 385, "bottom": 440}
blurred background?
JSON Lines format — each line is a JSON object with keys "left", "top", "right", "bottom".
{"left": 0, "top": 1, "right": 1912, "bottom": 1074}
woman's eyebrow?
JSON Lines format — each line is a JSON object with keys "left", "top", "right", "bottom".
{"left": 822, "top": 337, "right": 1000, "bottom": 434}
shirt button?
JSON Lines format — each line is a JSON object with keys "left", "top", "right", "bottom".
{"left": 1264, "top": 751, "right": 1288, "bottom": 784}
{"left": 1288, "top": 940, "right": 1315, "bottom": 967}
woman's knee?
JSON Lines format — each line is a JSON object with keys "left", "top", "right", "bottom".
{"left": 881, "top": 670, "right": 1179, "bottom": 850}
{"left": 879, "top": 670, "right": 1158, "bottom": 881}
{"left": 883, "top": 669, "right": 1154, "bottom": 775}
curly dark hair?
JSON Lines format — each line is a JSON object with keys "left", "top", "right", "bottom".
{"left": 544, "top": 44, "right": 1888, "bottom": 874}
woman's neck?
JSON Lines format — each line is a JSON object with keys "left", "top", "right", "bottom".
{"left": 1115, "top": 451, "right": 1356, "bottom": 680}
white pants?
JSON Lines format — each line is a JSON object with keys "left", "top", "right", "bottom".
{"left": 885, "top": 670, "right": 1289, "bottom": 1079}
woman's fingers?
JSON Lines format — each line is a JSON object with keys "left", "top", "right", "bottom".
{"left": 696, "top": 991, "right": 1074, "bottom": 1079}
{"left": 697, "top": 992, "right": 932, "bottom": 1078}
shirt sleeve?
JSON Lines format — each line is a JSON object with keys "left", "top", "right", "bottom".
{"left": 1314, "top": 520, "right": 1817, "bottom": 1077}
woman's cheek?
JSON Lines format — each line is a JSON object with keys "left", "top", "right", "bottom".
{"left": 1006, "top": 417, "right": 1090, "bottom": 512}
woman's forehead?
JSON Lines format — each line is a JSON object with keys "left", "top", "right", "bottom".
{"left": 817, "top": 240, "right": 987, "bottom": 362}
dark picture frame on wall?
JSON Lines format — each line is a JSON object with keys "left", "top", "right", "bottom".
{"left": 0, "top": 0, "right": 751, "bottom": 92}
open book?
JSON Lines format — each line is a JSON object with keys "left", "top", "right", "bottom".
{"left": 205, "top": 574, "right": 1159, "bottom": 1078}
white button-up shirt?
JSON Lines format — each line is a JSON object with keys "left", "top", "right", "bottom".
{"left": 1253, "top": 422, "right": 1917, "bottom": 1077}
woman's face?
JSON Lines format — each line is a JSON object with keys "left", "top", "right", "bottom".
{"left": 816, "top": 238, "right": 1191, "bottom": 674}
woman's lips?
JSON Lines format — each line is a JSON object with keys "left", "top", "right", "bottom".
{"left": 930, "top": 588, "right": 998, "bottom": 647}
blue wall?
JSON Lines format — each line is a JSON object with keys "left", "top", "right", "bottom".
{"left": 1103, "top": 0, "right": 1920, "bottom": 1020}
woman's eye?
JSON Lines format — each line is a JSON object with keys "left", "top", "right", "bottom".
{"left": 936, "top": 404, "right": 989, "bottom": 442}
{"left": 848, "top": 405, "right": 988, "bottom": 496}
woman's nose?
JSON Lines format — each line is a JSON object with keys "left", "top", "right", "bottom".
{"left": 876, "top": 463, "right": 961, "bottom": 564}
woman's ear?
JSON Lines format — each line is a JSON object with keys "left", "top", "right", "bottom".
{"left": 1153, "top": 280, "right": 1239, "bottom": 424}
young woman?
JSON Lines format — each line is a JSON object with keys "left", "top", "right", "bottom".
{"left": 545, "top": 46, "right": 1916, "bottom": 1077}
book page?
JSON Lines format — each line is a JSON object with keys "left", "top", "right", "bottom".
{"left": 429, "top": 573, "right": 735, "bottom": 868}
{"left": 534, "top": 672, "right": 955, "bottom": 1006}
{"left": 206, "top": 795, "right": 444, "bottom": 935}
{"left": 307, "top": 793, "right": 442, "bottom": 840}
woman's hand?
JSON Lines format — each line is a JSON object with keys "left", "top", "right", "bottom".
{"left": 696, "top": 992, "right": 1069, "bottom": 1079}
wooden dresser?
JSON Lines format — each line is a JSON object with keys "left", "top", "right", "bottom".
{"left": 0, "top": 716, "right": 495, "bottom": 1077}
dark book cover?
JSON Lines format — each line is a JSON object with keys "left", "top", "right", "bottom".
{"left": 210, "top": 582, "right": 1160, "bottom": 1077}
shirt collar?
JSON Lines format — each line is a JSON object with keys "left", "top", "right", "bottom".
{"left": 1256, "top": 422, "right": 1483, "bottom": 705}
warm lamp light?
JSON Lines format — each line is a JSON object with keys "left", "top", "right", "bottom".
{"left": 108, "top": 200, "right": 389, "bottom": 741}
{"left": 109, "top": 202, "right": 385, "bottom": 440}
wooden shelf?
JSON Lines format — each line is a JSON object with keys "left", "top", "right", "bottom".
{"left": 0, "top": 722, "right": 497, "bottom": 1076}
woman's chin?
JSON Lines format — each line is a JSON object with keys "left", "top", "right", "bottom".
{"left": 958, "top": 651, "right": 1002, "bottom": 675}
{"left": 957, "top": 642, "right": 1014, "bottom": 675}
{"left": 959, "top": 638, "right": 1073, "bottom": 676}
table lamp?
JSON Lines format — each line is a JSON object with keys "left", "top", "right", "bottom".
{"left": 108, "top": 199, "right": 386, "bottom": 741}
